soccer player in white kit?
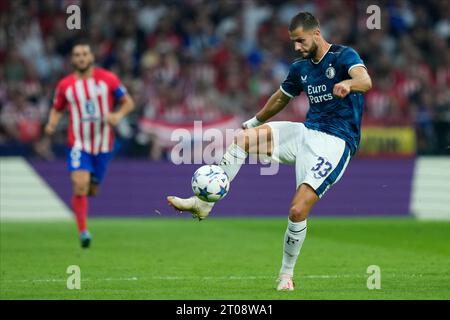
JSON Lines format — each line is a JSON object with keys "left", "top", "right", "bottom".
{"left": 168, "top": 12, "right": 372, "bottom": 291}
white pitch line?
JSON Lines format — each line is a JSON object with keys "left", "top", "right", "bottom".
{"left": 0, "top": 274, "right": 367, "bottom": 283}
{"left": 1, "top": 273, "right": 429, "bottom": 284}
{"left": 1, "top": 277, "right": 139, "bottom": 283}
{"left": 158, "top": 274, "right": 383, "bottom": 280}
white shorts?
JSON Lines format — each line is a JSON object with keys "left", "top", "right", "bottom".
{"left": 268, "top": 121, "right": 351, "bottom": 198}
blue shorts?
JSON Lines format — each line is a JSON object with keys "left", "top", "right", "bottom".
{"left": 66, "top": 148, "right": 112, "bottom": 184}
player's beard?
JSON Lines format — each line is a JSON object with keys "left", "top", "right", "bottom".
{"left": 74, "top": 61, "right": 93, "bottom": 74}
{"left": 302, "top": 42, "right": 318, "bottom": 59}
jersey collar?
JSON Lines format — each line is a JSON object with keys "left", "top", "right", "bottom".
{"left": 311, "top": 44, "right": 332, "bottom": 65}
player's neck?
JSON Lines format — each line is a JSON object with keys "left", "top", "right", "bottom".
{"left": 74, "top": 67, "right": 94, "bottom": 79}
{"left": 312, "top": 41, "right": 332, "bottom": 64}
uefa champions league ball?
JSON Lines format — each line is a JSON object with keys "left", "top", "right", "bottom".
{"left": 191, "top": 165, "right": 230, "bottom": 202}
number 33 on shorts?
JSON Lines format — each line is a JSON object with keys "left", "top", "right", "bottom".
{"left": 311, "top": 156, "right": 333, "bottom": 179}
{"left": 306, "top": 143, "right": 351, "bottom": 198}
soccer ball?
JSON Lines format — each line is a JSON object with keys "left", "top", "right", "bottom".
{"left": 191, "top": 165, "right": 230, "bottom": 202}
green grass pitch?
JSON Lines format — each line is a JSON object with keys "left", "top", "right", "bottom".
{"left": 1, "top": 217, "right": 449, "bottom": 299}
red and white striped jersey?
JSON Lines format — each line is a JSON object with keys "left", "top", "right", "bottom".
{"left": 52, "top": 67, "right": 127, "bottom": 154}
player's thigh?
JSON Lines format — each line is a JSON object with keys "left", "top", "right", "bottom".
{"left": 71, "top": 170, "right": 91, "bottom": 187}
{"left": 266, "top": 121, "right": 304, "bottom": 164}
{"left": 67, "top": 148, "right": 93, "bottom": 191}
{"left": 234, "top": 124, "right": 273, "bottom": 156}
{"left": 297, "top": 130, "right": 351, "bottom": 198}
{"left": 289, "top": 183, "right": 320, "bottom": 222}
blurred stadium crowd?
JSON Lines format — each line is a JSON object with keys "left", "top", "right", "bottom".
{"left": 0, "top": 0, "right": 449, "bottom": 159}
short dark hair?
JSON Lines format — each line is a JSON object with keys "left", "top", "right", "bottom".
{"left": 72, "top": 38, "right": 91, "bottom": 51}
{"left": 289, "top": 12, "right": 320, "bottom": 32}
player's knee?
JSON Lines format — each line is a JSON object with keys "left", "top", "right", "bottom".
{"left": 73, "top": 185, "right": 89, "bottom": 196}
{"left": 289, "top": 205, "right": 309, "bottom": 222}
{"left": 72, "top": 179, "right": 90, "bottom": 196}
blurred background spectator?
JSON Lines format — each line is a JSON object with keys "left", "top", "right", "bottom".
{"left": 0, "top": 0, "right": 449, "bottom": 159}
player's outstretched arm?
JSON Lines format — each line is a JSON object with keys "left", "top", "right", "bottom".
{"left": 45, "top": 109, "right": 63, "bottom": 136}
{"left": 107, "top": 93, "right": 135, "bottom": 126}
{"left": 333, "top": 66, "right": 372, "bottom": 98}
{"left": 243, "top": 89, "right": 291, "bottom": 128}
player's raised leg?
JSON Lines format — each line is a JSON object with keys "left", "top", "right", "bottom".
{"left": 220, "top": 124, "right": 272, "bottom": 181}
{"left": 71, "top": 170, "right": 92, "bottom": 248}
{"left": 167, "top": 125, "right": 273, "bottom": 220}
{"left": 277, "top": 184, "right": 318, "bottom": 291}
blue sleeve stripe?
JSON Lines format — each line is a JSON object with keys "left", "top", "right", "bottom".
{"left": 280, "top": 85, "right": 294, "bottom": 98}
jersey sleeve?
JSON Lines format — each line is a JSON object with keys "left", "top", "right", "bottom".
{"left": 52, "top": 81, "right": 67, "bottom": 111}
{"left": 109, "top": 73, "right": 127, "bottom": 101}
{"left": 280, "top": 63, "right": 302, "bottom": 98}
{"left": 339, "top": 47, "right": 366, "bottom": 74}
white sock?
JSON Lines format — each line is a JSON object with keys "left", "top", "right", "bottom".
{"left": 280, "top": 219, "right": 307, "bottom": 276}
{"left": 219, "top": 143, "right": 248, "bottom": 182}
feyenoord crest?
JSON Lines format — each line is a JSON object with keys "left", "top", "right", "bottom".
{"left": 325, "top": 66, "right": 336, "bottom": 79}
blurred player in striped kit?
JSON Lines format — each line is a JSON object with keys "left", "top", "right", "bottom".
{"left": 45, "top": 41, "right": 134, "bottom": 248}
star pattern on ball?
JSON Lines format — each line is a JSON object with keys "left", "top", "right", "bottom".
{"left": 217, "top": 186, "right": 228, "bottom": 197}
{"left": 198, "top": 186, "right": 210, "bottom": 199}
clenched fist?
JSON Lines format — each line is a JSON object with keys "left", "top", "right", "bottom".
{"left": 333, "top": 81, "right": 351, "bottom": 98}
